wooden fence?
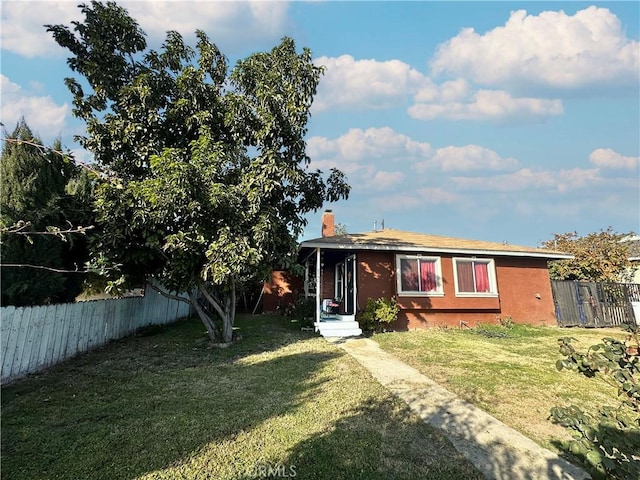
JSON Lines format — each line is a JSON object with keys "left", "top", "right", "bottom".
{"left": 551, "top": 280, "right": 639, "bottom": 327}
{"left": 1, "top": 285, "right": 192, "bottom": 384}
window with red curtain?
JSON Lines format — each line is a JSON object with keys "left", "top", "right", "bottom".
{"left": 420, "top": 260, "right": 437, "bottom": 292}
{"left": 455, "top": 259, "right": 495, "bottom": 294}
{"left": 474, "top": 262, "right": 490, "bottom": 292}
{"left": 399, "top": 257, "right": 440, "bottom": 293}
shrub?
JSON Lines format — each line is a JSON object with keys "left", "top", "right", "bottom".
{"left": 282, "top": 295, "right": 316, "bottom": 327}
{"left": 499, "top": 315, "right": 515, "bottom": 329}
{"left": 549, "top": 326, "right": 640, "bottom": 480}
{"left": 358, "top": 297, "right": 399, "bottom": 333}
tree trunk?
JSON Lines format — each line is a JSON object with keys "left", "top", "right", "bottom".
{"left": 189, "top": 291, "right": 221, "bottom": 342}
{"left": 197, "top": 280, "right": 236, "bottom": 344}
{"left": 221, "top": 278, "right": 236, "bottom": 343}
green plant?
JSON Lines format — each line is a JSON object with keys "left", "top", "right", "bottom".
{"left": 358, "top": 297, "right": 399, "bottom": 333}
{"left": 499, "top": 315, "right": 515, "bottom": 329}
{"left": 283, "top": 295, "right": 316, "bottom": 327}
{"left": 474, "top": 323, "right": 511, "bottom": 338}
{"left": 550, "top": 326, "right": 640, "bottom": 479}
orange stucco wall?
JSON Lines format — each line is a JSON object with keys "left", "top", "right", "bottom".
{"left": 263, "top": 271, "right": 303, "bottom": 312}
{"left": 356, "top": 250, "right": 556, "bottom": 329}
{"left": 262, "top": 250, "right": 557, "bottom": 328}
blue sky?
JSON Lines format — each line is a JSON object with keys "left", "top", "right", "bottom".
{"left": 2, "top": 1, "right": 639, "bottom": 246}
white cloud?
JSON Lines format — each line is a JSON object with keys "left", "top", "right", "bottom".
{"left": 366, "top": 171, "right": 406, "bottom": 191}
{"left": 306, "top": 127, "right": 433, "bottom": 195}
{"left": 452, "top": 167, "right": 602, "bottom": 193}
{"left": 313, "top": 55, "right": 428, "bottom": 112}
{"left": 431, "top": 6, "right": 639, "bottom": 91}
{"left": 409, "top": 89, "right": 563, "bottom": 122}
{"left": 589, "top": 148, "right": 639, "bottom": 170}
{"left": 307, "top": 127, "right": 432, "bottom": 163}
{"left": 0, "top": 2, "right": 81, "bottom": 58}
{"left": 417, "top": 145, "right": 519, "bottom": 172}
{"left": 416, "top": 187, "right": 459, "bottom": 205}
{"left": 1, "top": 1, "right": 290, "bottom": 58}
{"left": 127, "top": 1, "right": 289, "bottom": 48}
{"left": 1, "top": 75, "right": 68, "bottom": 139}
{"left": 310, "top": 53, "right": 564, "bottom": 121}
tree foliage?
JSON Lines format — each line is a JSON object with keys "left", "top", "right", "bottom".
{"left": 542, "top": 228, "right": 632, "bottom": 282}
{"left": 1, "top": 119, "right": 94, "bottom": 306}
{"left": 46, "top": 1, "right": 350, "bottom": 342}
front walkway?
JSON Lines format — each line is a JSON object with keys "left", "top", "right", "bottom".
{"left": 330, "top": 337, "right": 590, "bottom": 480}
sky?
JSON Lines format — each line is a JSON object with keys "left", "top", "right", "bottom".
{"left": 1, "top": 1, "right": 639, "bottom": 247}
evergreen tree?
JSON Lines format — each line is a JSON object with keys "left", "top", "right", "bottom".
{"left": 1, "top": 119, "right": 93, "bottom": 306}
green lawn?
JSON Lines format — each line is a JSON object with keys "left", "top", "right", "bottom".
{"left": 372, "top": 323, "right": 631, "bottom": 454}
{"left": 1, "top": 315, "right": 482, "bottom": 480}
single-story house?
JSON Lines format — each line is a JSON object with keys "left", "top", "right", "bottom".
{"left": 621, "top": 235, "right": 640, "bottom": 283}
{"left": 265, "top": 211, "right": 572, "bottom": 337}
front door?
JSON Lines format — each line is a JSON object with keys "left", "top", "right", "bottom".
{"left": 334, "top": 254, "right": 357, "bottom": 315}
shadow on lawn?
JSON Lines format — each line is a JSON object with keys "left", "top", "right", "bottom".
{"left": 269, "top": 399, "right": 486, "bottom": 480}
{"left": 391, "top": 389, "right": 592, "bottom": 480}
{"left": 0, "top": 315, "right": 334, "bottom": 480}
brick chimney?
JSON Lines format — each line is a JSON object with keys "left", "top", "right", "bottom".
{"left": 321, "top": 210, "right": 335, "bottom": 237}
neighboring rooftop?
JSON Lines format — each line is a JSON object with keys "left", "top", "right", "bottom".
{"left": 301, "top": 229, "right": 573, "bottom": 259}
{"left": 622, "top": 235, "right": 640, "bottom": 260}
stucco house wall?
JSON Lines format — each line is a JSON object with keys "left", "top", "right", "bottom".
{"left": 263, "top": 271, "right": 303, "bottom": 313}
{"left": 352, "top": 250, "right": 556, "bottom": 329}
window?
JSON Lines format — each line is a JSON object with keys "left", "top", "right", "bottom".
{"left": 335, "top": 262, "right": 344, "bottom": 300}
{"left": 396, "top": 255, "right": 443, "bottom": 295}
{"left": 453, "top": 258, "right": 497, "bottom": 296}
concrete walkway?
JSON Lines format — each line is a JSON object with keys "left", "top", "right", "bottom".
{"left": 330, "top": 337, "right": 590, "bottom": 480}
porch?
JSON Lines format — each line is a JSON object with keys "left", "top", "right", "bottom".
{"left": 303, "top": 247, "right": 362, "bottom": 338}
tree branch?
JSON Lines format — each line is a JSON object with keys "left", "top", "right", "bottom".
{"left": 1, "top": 137, "right": 107, "bottom": 178}
{"left": 1, "top": 221, "right": 94, "bottom": 237}
{"left": 145, "top": 281, "right": 191, "bottom": 304}
{"left": 189, "top": 290, "right": 220, "bottom": 342}
{"left": 197, "top": 281, "right": 226, "bottom": 320}
{"left": 0, "top": 263, "right": 87, "bottom": 273}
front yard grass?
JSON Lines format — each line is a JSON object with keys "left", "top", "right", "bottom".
{"left": 1, "top": 314, "right": 482, "bottom": 480}
{"left": 373, "top": 322, "right": 630, "bottom": 454}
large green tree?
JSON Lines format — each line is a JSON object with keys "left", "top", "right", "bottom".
{"left": 1, "top": 119, "right": 93, "bottom": 306}
{"left": 542, "top": 228, "right": 632, "bottom": 282}
{"left": 47, "top": 1, "right": 350, "bottom": 342}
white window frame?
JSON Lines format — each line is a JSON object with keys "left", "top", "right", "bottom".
{"left": 452, "top": 257, "right": 498, "bottom": 297}
{"left": 396, "top": 254, "right": 444, "bottom": 296}
{"left": 335, "top": 261, "right": 345, "bottom": 301}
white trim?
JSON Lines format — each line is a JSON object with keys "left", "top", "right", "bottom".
{"left": 335, "top": 260, "right": 344, "bottom": 301}
{"left": 396, "top": 254, "right": 444, "bottom": 296}
{"left": 315, "top": 248, "right": 321, "bottom": 324}
{"left": 452, "top": 257, "right": 498, "bottom": 297}
{"left": 301, "top": 242, "right": 572, "bottom": 259}
{"left": 347, "top": 253, "right": 357, "bottom": 315}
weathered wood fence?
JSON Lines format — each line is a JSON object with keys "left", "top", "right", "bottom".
{"left": 551, "top": 280, "right": 639, "bottom": 327}
{"left": 1, "top": 285, "right": 192, "bottom": 384}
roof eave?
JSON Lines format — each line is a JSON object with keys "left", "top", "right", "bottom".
{"left": 299, "top": 241, "right": 573, "bottom": 260}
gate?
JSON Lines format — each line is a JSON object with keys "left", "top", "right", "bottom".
{"left": 551, "top": 280, "right": 638, "bottom": 327}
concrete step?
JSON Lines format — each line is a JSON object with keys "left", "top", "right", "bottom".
{"left": 314, "top": 320, "right": 362, "bottom": 338}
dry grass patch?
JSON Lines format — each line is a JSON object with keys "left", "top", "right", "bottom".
{"left": 373, "top": 323, "right": 629, "bottom": 452}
